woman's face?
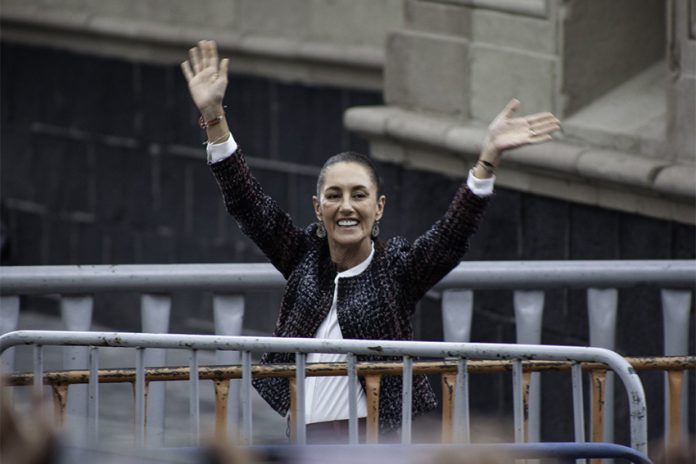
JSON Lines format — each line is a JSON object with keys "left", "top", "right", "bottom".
{"left": 313, "top": 161, "right": 385, "bottom": 250}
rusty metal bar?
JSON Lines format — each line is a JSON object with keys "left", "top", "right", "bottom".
{"left": 522, "top": 371, "right": 532, "bottom": 442}
{"left": 401, "top": 355, "right": 413, "bottom": 444}
{"left": 7, "top": 356, "right": 694, "bottom": 387}
{"left": 347, "top": 353, "right": 359, "bottom": 445}
{"left": 51, "top": 383, "right": 68, "bottom": 425}
{"left": 295, "top": 352, "right": 306, "bottom": 445}
{"left": 590, "top": 370, "right": 606, "bottom": 444}
{"left": 189, "top": 349, "right": 200, "bottom": 445}
{"left": 365, "top": 374, "right": 381, "bottom": 444}
{"left": 667, "top": 370, "right": 684, "bottom": 449}
{"left": 213, "top": 379, "right": 230, "bottom": 441}
{"left": 453, "top": 358, "right": 470, "bottom": 444}
{"left": 441, "top": 373, "right": 455, "bottom": 443}
{"left": 512, "top": 359, "right": 524, "bottom": 443}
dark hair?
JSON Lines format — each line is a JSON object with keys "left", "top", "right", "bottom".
{"left": 316, "top": 152, "right": 382, "bottom": 197}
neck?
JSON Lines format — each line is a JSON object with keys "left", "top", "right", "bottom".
{"left": 329, "top": 238, "right": 373, "bottom": 272}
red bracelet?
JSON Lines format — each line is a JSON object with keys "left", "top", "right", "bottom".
{"left": 198, "top": 114, "right": 225, "bottom": 129}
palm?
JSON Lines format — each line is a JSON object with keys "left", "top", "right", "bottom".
{"left": 181, "top": 40, "right": 229, "bottom": 115}
{"left": 487, "top": 99, "right": 560, "bottom": 152}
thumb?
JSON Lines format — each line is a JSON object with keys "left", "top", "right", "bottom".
{"left": 500, "top": 98, "right": 520, "bottom": 118}
{"left": 220, "top": 58, "right": 229, "bottom": 77}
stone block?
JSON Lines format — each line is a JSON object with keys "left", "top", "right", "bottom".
{"left": 470, "top": 43, "right": 555, "bottom": 122}
{"left": 405, "top": 0, "right": 470, "bottom": 38}
{"left": 471, "top": 8, "right": 555, "bottom": 54}
{"left": 385, "top": 30, "right": 469, "bottom": 116}
{"left": 504, "top": 141, "right": 585, "bottom": 175}
{"left": 309, "top": 0, "right": 405, "bottom": 48}
{"left": 236, "top": 0, "right": 310, "bottom": 40}
{"left": 576, "top": 149, "right": 666, "bottom": 189}
{"left": 369, "top": 139, "right": 407, "bottom": 165}
{"left": 667, "top": 75, "right": 696, "bottom": 163}
{"left": 562, "top": 0, "right": 665, "bottom": 115}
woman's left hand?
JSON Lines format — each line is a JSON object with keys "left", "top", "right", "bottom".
{"left": 481, "top": 98, "right": 561, "bottom": 166}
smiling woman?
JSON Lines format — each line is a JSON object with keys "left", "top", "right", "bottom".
{"left": 181, "top": 40, "right": 561, "bottom": 443}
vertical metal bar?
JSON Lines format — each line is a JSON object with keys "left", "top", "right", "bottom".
{"left": 214, "top": 379, "right": 231, "bottom": 442}
{"left": 453, "top": 358, "right": 470, "bottom": 444}
{"left": 51, "top": 384, "right": 69, "bottom": 426}
{"left": 214, "top": 293, "right": 245, "bottom": 437}
{"left": 365, "top": 374, "right": 381, "bottom": 444}
{"left": 189, "top": 349, "right": 200, "bottom": 445}
{"left": 33, "top": 345, "right": 44, "bottom": 398}
{"left": 135, "top": 347, "right": 145, "bottom": 447}
{"left": 442, "top": 290, "right": 474, "bottom": 343}
{"left": 241, "top": 350, "right": 253, "bottom": 445}
{"left": 590, "top": 370, "right": 606, "bottom": 444}
{"left": 512, "top": 359, "right": 524, "bottom": 443}
{"left": 140, "top": 293, "right": 170, "bottom": 447}
{"left": 441, "top": 374, "right": 455, "bottom": 443}
{"left": 514, "top": 290, "right": 544, "bottom": 443}
{"left": 88, "top": 346, "right": 99, "bottom": 444}
{"left": 347, "top": 353, "right": 359, "bottom": 445}
{"left": 667, "top": 370, "right": 684, "bottom": 449}
{"left": 571, "top": 363, "right": 586, "bottom": 444}
{"left": 295, "top": 352, "right": 307, "bottom": 445}
{"left": 288, "top": 378, "right": 297, "bottom": 443}
{"left": 401, "top": 355, "right": 413, "bottom": 444}
{"left": 661, "top": 289, "right": 691, "bottom": 445}
{"left": 587, "top": 288, "right": 617, "bottom": 444}
{"left": 0, "top": 296, "right": 20, "bottom": 374}
{"left": 61, "top": 295, "right": 93, "bottom": 440}
{"left": 522, "top": 371, "right": 532, "bottom": 442}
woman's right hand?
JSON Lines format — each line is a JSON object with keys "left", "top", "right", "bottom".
{"left": 181, "top": 40, "right": 229, "bottom": 120}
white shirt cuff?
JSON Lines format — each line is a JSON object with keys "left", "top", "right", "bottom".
{"left": 206, "top": 133, "right": 239, "bottom": 164}
{"left": 466, "top": 170, "right": 495, "bottom": 197}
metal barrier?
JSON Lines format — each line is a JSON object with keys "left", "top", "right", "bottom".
{"left": 0, "top": 330, "right": 650, "bottom": 453}
{"left": 0, "top": 260, "right": 694, "bottom": 446}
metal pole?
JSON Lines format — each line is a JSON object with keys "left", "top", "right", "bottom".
{"left": 453, "top": 357, "right": 470, "bottom": 443}
{"left": 512, "top": 359, "right": 524, "bottom": 443}
{"left": 214, "top": 294, "right": 245, "bottom": 437}
{"left": 514, "top": 290, "right": 544, "bottom": 443}
{"left": 0, "top": 296, "right": 19, "bottom": 374}
{"left": 661, "top": 289, "right": 691, "bottom": 445}
{"left": 347, "top": 353, "right": 359, "bottom": 445}
{"left": 88, "top": 346, "right": 99, "bottom": 444}
{"left": 295, "top": 352, "right": 306, "bottom": 445}
{"left": 241, "top": 350, "right": 253, "bottom": 445}
{"left": 587, "top": 288, "right": 617, "bottom": 444}
{"left": 189, "top": 349, "right": 200, "bottom": 445}
{"left": 135, "top": 347, "right": 145, "bottom": 447}
{"left": 140, "top": 293, "right": 170, "bottom": 447}
{"left": 401, "top": 355, "right": 413, "bottom": 444}
{"left": 442, "top": 290, "right": 473, "bottom": 343}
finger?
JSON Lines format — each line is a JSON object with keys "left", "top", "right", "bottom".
{"left": 190, "top": 46, "right": 202, "bottom": 73}
{"left": 220, "top": 57, "right": 229, "bottom": 77}
{"left": 526, "top": 112, "right": 557, "bottom": 124}
{"left": 202, "top": 40, "right": 214, "bottom": 70}
{"left": 208, "top": 40, "right": 219, "bottom": 70}
{"left": 181, "top": 61, "right": 194, "bottom": 82}
{"left": 530, "top": 121, "right": 561, "bottom": 135}
{"left": 501, "top": 98, "right": 520, "bottom": 117}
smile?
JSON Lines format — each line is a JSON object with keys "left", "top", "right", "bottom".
{"left": 337, "top": 219, "right": 359, "bottom": 227}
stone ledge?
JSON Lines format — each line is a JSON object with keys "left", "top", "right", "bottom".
{"left": 345, "top": 105, "right": 696, "bottom": 223}
{"left": 0, "top": 5, "right": 383, "bottom": 89}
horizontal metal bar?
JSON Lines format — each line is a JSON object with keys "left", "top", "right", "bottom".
{"left": 0, "top": 260, "right": 693, "bottom": 295}
{"left": 6, "top": 356, "right": 695, "bottom": 387}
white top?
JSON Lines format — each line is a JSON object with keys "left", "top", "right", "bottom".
{"left": 304, "top": 243, "right": 375, "bottom": 423}
{"left": 206, "top": 134, "right": 495, "bottom": 423}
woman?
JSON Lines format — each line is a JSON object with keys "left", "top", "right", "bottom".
{"left": 181, "top": 40, "right": 560, "bottom": 443}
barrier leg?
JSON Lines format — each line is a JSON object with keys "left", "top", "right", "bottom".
{"left": 214, "top": 294, "right": 244, "bottom": 438}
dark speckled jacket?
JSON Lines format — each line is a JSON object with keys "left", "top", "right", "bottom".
{"left": 210, "top": 149, "right": 488, "bottom": 432}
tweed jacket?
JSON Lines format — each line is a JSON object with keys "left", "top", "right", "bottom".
{"left": 210, "top": 148, "right": 489, "bottom": 432}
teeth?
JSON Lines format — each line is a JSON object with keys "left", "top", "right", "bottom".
{"left": 337, "top": 219, "right": 358, "bottom": 227}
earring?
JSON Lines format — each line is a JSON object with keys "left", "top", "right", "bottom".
{"left": 371, "top": 221, "right": 380, "bottom": 238}
{"left": 316, "top": 222, "right": 327, "bottom": 238}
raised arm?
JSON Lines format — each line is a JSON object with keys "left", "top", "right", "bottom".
{"left": 181, "top": 41, "right": 308, "bottom": 278}
{"left": 401, "top": 100, "right": 560, "bottom": 302}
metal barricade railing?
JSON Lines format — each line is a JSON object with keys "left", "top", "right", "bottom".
{"left": 0, "top": 260, "right": 694, "bottom": 446}
{"left": 0, "top": 330, "right": 650, "bottom": 453}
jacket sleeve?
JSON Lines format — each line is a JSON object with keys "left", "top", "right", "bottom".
{"left": 396, "top": 184, "right": 488, "bottom": 304}
{"left": 209, "top": 148, "right": 308, "bottom": 279}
